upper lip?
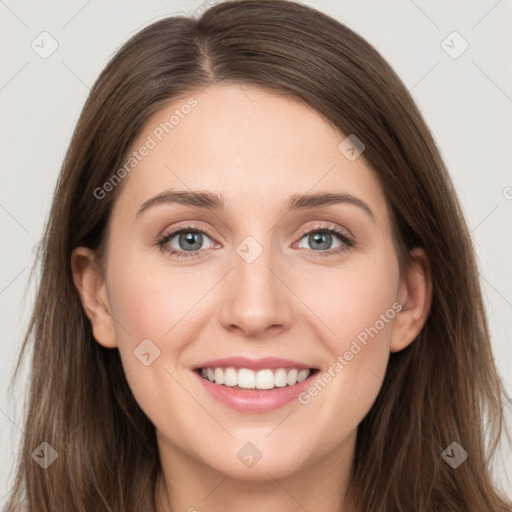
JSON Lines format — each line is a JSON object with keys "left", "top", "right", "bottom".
{"left": 193, "top": 356, "right": 317, "bottom": 371}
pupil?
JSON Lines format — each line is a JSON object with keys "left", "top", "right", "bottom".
{"left": 180, "top": 232, "right": 202, "bottom": 251}
{"left": 310, "top": 232, "right": 331, "bottom": 250}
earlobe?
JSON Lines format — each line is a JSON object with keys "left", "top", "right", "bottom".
{"left": 390, "top": 247, "right": 433, "bottom": 353}
{"left": 71, "top": 247, "right": 117, "bottom": 348}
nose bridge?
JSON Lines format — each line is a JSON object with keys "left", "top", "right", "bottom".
{"left": 219, "top": 233, "right": 293, "bottom": 336}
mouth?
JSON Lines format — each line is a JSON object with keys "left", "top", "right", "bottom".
{"left": 192, "top": 356, "right": 321, "bottom": 412}
{"left": 195, "top": 366, "right": 320, "bottom": 391}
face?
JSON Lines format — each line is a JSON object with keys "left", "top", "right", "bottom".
{"left": 74, "top": 83, "right": 427, "bottom": 483}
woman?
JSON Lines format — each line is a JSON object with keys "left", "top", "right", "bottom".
{"left": 6, "top": 0, "right": 511, "bottom": 510}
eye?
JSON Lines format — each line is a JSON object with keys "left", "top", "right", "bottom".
{"left": 295, "top": 223, "right": 355, "bottom": 257}
{"left": 156, "top": 222, "right": 355, "bottom": 259}
{"left": 157, "top": 224, "right": 217, "bottom": 258}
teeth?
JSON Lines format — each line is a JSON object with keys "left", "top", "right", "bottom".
{"left": 214, "top": 368, "right": 224, "bottom": 385}
{"left": 224, "top": 367, "right": 238, "bottom": 387}
{"left": 199, "top": 367, "right": 313, "bottom": 389}
{"left": 274, "top": 368, "right": 288, "bottom": 387}
{"left": 238, "top": 368, "right": 256, "bottom": 389}
{"left": 287, "top": 368, "right": 298, "bottom": 385}
{"left": 297, "top": 369, "right": 310, "bottom": 382}
{"left": 255, "top": 369, "right": 274, "bottom": 390}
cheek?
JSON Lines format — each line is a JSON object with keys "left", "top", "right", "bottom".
{"left": 105, "top": 253, "right": 207, "bottom": 347}
{"left": 299, "top": 246, "right": 399, "bottom": 354}
{"left": 331, "top": 272, "right": 397, "bottom": 358}
{"left": 295, "top": 247, "right": 399, "bottom": 420}
{"left": 103, "top": 260, "right": 200, "bottom": 435}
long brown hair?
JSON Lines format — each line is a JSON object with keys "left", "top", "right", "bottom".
{"left": 6, "top": 0, "right": 511, "bottom": 510}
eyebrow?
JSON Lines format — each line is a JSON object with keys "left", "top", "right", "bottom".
{"left": 136, "top": 190, "right": 375, "bottom": 222}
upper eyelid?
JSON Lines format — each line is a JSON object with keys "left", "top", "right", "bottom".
{"left": 297, "top": 221, "right": 352, "bottom": 237}
{"left": 159, "top": 223, "right": 217, "bottom": 243}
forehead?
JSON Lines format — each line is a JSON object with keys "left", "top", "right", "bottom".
{"left": 112, "top": 83, "right": 388, "bottom": 223}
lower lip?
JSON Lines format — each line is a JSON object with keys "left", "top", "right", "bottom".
{"left": 193, "top": 370, "right": 317, "bottom": 413}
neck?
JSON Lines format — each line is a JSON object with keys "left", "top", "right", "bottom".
{"left": 155, "top": 430, "right": 357, "bottom": 512}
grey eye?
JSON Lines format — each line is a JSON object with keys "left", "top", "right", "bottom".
{"left": 297, "top": 231, "right": 342, "bottom": 251}
{"left": 166, "top": 231, "right": 213, "bottom": 252}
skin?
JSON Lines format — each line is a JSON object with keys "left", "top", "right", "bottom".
{"left": 72, "top": 83, "right": 432, "bottom": 512}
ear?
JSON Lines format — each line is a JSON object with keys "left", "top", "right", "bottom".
{"left": 390, "top": 247, "right": 432, "bottom": 353}
{"left": 71, "top": 247, "right": 117, "bottom": 348}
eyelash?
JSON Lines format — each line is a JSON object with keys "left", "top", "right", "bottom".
{"left": 156, "top": 222, "right": 355, "bottom": 259}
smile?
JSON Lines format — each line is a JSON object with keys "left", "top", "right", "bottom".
{"left": 198, "top": 367, "right": 315, "bottom": 390}
{"left": 192, "top": 357, "right": 320, "bottom": 413}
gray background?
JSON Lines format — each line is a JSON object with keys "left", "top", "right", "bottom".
{"left": 1, "top": 0, "right": 511, "bottom": 503}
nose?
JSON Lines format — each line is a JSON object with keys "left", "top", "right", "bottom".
{"left": 218, "top": 240, "right": 294, "bottom": 338}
